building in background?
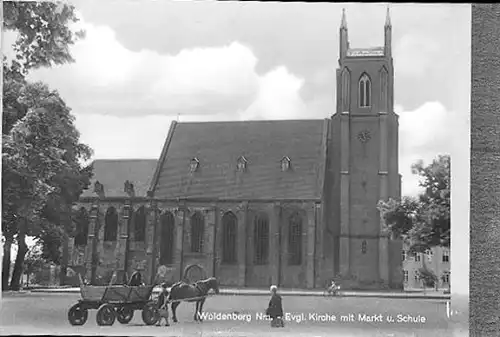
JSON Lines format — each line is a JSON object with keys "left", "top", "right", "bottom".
{"left": 402, "top": 245, "right": 451, "bottom": 290}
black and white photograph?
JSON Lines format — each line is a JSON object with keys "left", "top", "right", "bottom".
{"left": 1, "top": 1, "right": 469, "bottom": 336}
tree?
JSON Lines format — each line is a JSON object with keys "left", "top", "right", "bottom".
{"left": 37, "top": 221, "right": 64, "bottom": 266}
{"left": 3, "top": 1, "right": 85, "bottom": 134}
{"left": 2, "top": 120, "right": 54, "bottom": 290}
{"left": 411, "top": 155, "right": 450, "bottom": 248}
{"left": 23, "top": 243, "right": 44, "bottom": 287}
{"left": 378, "top": 155, "right": 451, "bottom": 253}
{"left": 3, "top": 1, "right": 85, "bottom": 76}
{"left": 3, "top": 82, "right": 93, "bottom": 290}
{"left": 2, "top": 1, "right": 88, "bottom": 291}
{"left": 417, "top": 268, "right": 438, "bottom": 291}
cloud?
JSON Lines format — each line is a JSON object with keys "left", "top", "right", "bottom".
{"left": 393, "top": 34, "right": 440, "bottom": 79}
{"left": 242, "top": 66, "right": 308, "bottom": 120}
{"left": 73, "top": 111, "right": 245, "bottom": 160}
{"left": 28, "top": 17, "right": 302, "bottom": 118}
{"left": 74, "top": 114, "right": 174, "bottom": 159}
{"left": 397, "top": 101, "right": 457, "bottom": 196}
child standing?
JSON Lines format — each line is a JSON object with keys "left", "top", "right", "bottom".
{"left": 157, "top": 283, "right": 170, "bottom": 327}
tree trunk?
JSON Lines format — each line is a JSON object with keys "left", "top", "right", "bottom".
{"left": 10, "top": 221, "right": 28, "bottom": 291}
{"left": 2, "top": 238, "right": 13, "bottom": 291}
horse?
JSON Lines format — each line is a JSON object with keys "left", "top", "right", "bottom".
{"left": 168, "top": 277, "right": 220, "bottom": 322}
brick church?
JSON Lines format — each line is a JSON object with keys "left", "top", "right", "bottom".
{"left": 66, "top": 9, "right": 403, "bottom": 290}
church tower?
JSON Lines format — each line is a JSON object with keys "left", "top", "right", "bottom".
{"left": 332, "top": 7, "right": 402, "bottom": 289}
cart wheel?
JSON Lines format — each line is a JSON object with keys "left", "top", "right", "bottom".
{"left": 117, "top": 307, "right": 134, "bottom": 324}
{"left": 96, "top": 304, "right": 116, "bottom": 326}
{"left": 141, "top": 302, "right": 159, "bottom": 326}
{"left": 68, "top": 303, "right": 88, "bottom": 326}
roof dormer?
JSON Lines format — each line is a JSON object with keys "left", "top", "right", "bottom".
{"left": 237, "top": 156, "right": 248, "bottom": 172}
{"left": 190, "top": 157, "right": 200, "bottom": 173}
{"left": 280, "top": 156, "right": 291, "bottom": 172}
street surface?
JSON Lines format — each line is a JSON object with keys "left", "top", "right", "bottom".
{"left": 1, "top": 292, "right": 456, "bottom": 336}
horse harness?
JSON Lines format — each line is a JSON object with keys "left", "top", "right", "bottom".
{"left": 194, "top": 280, "right": 210, "bottom": 298}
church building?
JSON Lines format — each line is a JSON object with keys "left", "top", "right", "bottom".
{"left": 67, "top": 9, "right": 403, "bottom": 290}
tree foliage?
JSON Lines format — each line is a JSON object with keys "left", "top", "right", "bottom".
{"left": 2, "top": 82, "right": 93, "bottom": 289}
{"left": 23, "top": 243, "right": 44, "bottom": 286}
{"left": 3, "top": 1, "right": 85, "bottom": 76}
{"left": 2, "top": 2, "right": 91, "bottom": 290}
{"left": 378, "top": 155, "right": 450, "bottom": 253}
{"left": 411, "top": 155, "right": 450, "bottom": 247}
{"left": 3, "top": 81, "right": 93, "bottom": 221}
{"left": 417, "top": 268, "right": 438, "bottom": 289}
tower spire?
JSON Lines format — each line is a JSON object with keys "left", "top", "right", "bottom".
{"left": 385, "top": 5, "right": 391, "bottom": 28}
{"left": 340, "top": 8, "right": 347, "bottom": 30}
{"left": 384, "top": 5, "right": 392, "bottom": 57}
{"left": 339, "top": 8, "right": 349, "bottom": 59}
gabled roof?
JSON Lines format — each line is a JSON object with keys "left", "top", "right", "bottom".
{"left": 151, "top": 119, "right": 329, "bottom": 200}
{"left": 81, "top": 159, "right": 157, "bottom": 198}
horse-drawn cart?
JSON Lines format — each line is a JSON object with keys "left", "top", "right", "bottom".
{"left": 67, "top": 280, "right": 160, "bottom": 326}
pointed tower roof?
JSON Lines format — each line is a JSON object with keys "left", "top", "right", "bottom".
{"left": 340, "top": 8, "right": 347, "bottom": 29}
{"left": 385, "top": 5, "right": 392, "bottom": 28}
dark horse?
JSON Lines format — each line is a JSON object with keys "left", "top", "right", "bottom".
{"left": 168, "top": 277, "right": 220, "bottom": 322}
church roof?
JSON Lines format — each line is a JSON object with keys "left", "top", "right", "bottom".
{"left": 81, "top": 159, "right": 157, "bottom": 198}
{"left": 151, "top": 119, "right": 329, "bottom": 200}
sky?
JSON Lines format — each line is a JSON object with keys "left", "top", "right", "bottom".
{"left": 3, "top": 1, "right": 470, "bottom": 294}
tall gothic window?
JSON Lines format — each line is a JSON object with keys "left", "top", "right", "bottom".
{"left": 361, "top": 240, "right": 367, "bottom": 254}
{"left": 288, "top": 212, "right": 303, "bottom": 265}
{"left": 191, "top": 212, "right": 205, "bottom": 253}
{"left": 160, "top": 211, "right": 175, "bottom": 265}
{"left": 74, "top": 208, "right": 89, "bottom": 246}
{"left": 359, "top": 73, "right": 371, "bottom": 108}
{"left": 104, "top": 206, "right": 118, "bottom": 242}
{"left": 254, "top": 213, "right": 269, "bottom": 265}
{"left": 341, "top": 67, "right": 351, "bottom": 112}
{"left": 134, "top": 206, "right": 146, "bottom": 242}
{"left": 380, "top": 67, "right": 388, "bottom": 112}
{"left": 222, "top": 212, "right": 237, "bottom": 264}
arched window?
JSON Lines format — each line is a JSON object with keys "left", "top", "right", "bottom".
{"left": 222, "top": 212, "right": 237, "bottom": 264}
{"left": 104, "top": 206, "right": 118, "bottom": 242}
{"left": 160, "top": 211, "right": 175, "bottom": 265}
{"left": 361, "top": 240, "right": 367, "bottom": 254}
{"left": 191, "top": 212, "right": 205, "bottom": 253}
{"left": 341, "top": 67, "right": 351, "bottom": 112}
{"left": 74, "top": 208, "right": 89, "bottom": 246}
{"left": 134, "top": 206, "right": 146, "bottom": 242}
{"left": 288, "top": 212, "right": 302, "bottom": 265}
{"left": 254, "top": 213, "right": 269, "bottom": 265}
{"left": 380, "top": 67, "right": 388, "bottom": 111}
{"left": 359, "top": 73, "right": 371, "bottom": 108}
